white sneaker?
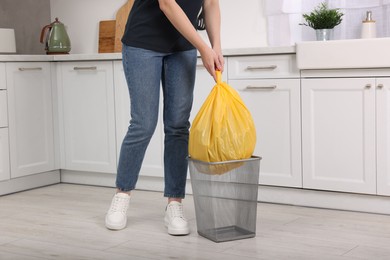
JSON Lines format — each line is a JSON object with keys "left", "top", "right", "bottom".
{"left": 105, "top": 192, "right": 130, "bottom": 230}
{"left": 164, "top": 201, "right": 190, "bottom": 235}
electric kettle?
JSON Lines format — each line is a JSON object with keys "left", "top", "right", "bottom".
{"left": 40, "top": 18, "right": 71, "bottom": 54}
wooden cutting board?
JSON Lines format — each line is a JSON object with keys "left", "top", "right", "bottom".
{"left": 114, "top": 0, "right": 135, "bottom": 52}
{"left": 98, "top": 20, "right": 116, "bottom": 53}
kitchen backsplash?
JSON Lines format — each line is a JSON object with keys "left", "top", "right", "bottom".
{"left": 0, "top": 0, "right": 51, "bottom": 54}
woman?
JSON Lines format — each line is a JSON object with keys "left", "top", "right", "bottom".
{"left": 105, "top": 0, "right": 224, "bottom": 235}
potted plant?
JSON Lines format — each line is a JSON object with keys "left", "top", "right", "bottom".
{"left": 300, "top": 2, "right": 344, "bottom": 41}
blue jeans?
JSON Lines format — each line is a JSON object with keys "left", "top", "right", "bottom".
{"left": 116, "top": 45, "right": 197, "bottom": 198}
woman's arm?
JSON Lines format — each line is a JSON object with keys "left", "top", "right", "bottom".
{"left": 158, "top": 0, "right": 223, "bottom": 81}
{"left": 203, "top": 0, "right": 224, "bottom": 72}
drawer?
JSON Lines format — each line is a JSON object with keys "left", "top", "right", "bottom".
{"left": 0, "top": 90, "right": 7, "bottom": 127}
{"left": 228, "top": 54, "right": 299, "bottom": 79}
{"left": 0, "top": 63, "right": 5, "bottom": 90}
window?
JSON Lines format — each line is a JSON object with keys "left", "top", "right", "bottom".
{"left": 264, "top": 0, "right": 390, "bottom": 46}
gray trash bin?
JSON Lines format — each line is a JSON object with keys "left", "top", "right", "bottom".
{"left": 188, "top": 156, "right": 261, "bottom": 243}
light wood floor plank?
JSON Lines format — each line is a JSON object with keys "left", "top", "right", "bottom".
{"left": 1, "top": 184, "right": 390, "bottom": 259}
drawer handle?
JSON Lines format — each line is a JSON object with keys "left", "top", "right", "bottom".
{"left": 377, "top": 84, "right": 384, "bottom": 89}
{"left": 246, "top": 65, "right": 277, "bottom": 71}
{"left": 73, "top": 66, "right": 97, "bottom": 71}
{"left": 365, "top": 84, "right": 372, "bottom": 89}
{"left": 246, "top": 85, "right": 277, "bottom": 90}
{"left": 18, "top": 67, "right": 42, "bottom": 71}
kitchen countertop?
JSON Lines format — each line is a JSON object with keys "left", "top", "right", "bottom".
{"left": 0, "top": 46, "right": 296, "bottom": 62}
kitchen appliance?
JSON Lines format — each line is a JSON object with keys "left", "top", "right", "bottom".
{"left": 0, "top": 28, "right": 16, "bottom": 54}
{"left": 40, "top": 18, "right": 71, "bottom": 54}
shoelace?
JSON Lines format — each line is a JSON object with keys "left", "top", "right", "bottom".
{"left": 168, "top": 203, "right": 186, "bottom": 220}
{"left": 109, "top": 195, "right": 129, "bottom": 214}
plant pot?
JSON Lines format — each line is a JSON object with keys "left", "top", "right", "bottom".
{"left": 316, "top": 29, "right": 334, "bottom": 41}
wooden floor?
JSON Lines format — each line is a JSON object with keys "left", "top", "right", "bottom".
{"left": 1, "top": 184, "right": 390, "bottom": 259}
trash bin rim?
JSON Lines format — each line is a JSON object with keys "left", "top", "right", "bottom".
{"left": 188, "top": 156, "right": 261, "bottom": 165}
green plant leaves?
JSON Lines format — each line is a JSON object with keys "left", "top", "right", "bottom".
{"left": 300, "top": 2, "right": 343, "bottom": 29}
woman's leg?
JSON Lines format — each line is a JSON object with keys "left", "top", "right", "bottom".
{"left": 116, "top": 46, "right": 164, "bottom": 191}
{"left": 161, "top": 49, "right": 197, "bottom": 199}
{"left": 161, "top": 49, "right": 197, "bottom": 235}
{"left": 106, "top": 45, "right": 164, "bottom": 230}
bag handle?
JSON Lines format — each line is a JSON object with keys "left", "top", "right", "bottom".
{"left": 216, "top": 70, "right": 222, "bottom": 84}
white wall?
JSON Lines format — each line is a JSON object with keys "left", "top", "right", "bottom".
{"left": 219, "top": 0, "right": 268, "bottom": 49}
{"left": 50, "top": 0, "right": 268, "bottom": 54}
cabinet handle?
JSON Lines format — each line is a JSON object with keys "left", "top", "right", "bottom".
{"left": 365, "top": 84, "right": 372, "bottom": 89}
{"left": 18, "top": 67, "right": 42, "bottom": 71}
{"left": 73, "top": 66, "right": 97, "bottom": 71}
{"left": 246, "top": 85, "right": 277, "bottom": 90}
{"left": 377, "top": 84, "right": 384, "bottom": 89}
{"left": 245, "top": 65, "right": 277, "bottom": 71}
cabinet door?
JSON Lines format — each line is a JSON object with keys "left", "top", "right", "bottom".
{"left": 0, "top": 128, "right": 10, "bottom": 181}
{"left": 58, "top": 61, "right": 116, "bottom": 173}
{"left": 229, "top": 79, "right": 302, "bottom": 187}
{"left": 113, "top": 61, "right": 164, "bottom": 177}
{"left": 0, "top": 90, "right": 7, "bottom": 128}
{"left": 302, "top": 78, "right": 376, "bottom": 194}
{"left": 0, "top": 63, "right": 6, "bottom": 90}
{"left": 377, "top": 78, "right": 390, "bottom": 195}
{"left": 7, "top": 62, "right": 55, "bottom": 177}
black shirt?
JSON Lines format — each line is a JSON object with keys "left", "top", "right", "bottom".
{"left": 122, "top": 0, "right": 204, "bottom": 53}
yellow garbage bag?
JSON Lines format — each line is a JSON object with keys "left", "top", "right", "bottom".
{"left": 189, "top": 71, "right": 256, "bottom": 164}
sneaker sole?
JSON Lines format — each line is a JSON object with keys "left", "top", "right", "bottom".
{"left": 105, "top": 223, "right": 126, "bottom": 230}
{"left": 105, "top": 218, "right": 127, "bottom": 230}
{"left": 165, "top": 220, "right": 190, "bottom": 236}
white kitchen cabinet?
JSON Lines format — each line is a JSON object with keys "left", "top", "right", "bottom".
{"left": 230, "top": 78, "right": 302, "bottom": 187}
{"left": 228, "top": 54, "right": 299, "bottom": 79}
{"left": 227, "top": 55, "right": 301, "bottom": 187}
{"left": 114, "top": 60, "right": 164, "bottom": 177}
{"left": 302, "top": 78, "right": 377, "bottom": 194}
{"left": 58, "top": 61, "right": 117, "bottom": 173}
{"left": 6, "top": 62, "right": 55, "bottom": 178}
{"left": 376, "top": 78, "right": 390, "bottom": 195}
{"left": 0, "top": 126, "right": 9, "bottom": 182}
{"left": 0, "top": 63, "right": 9, "bottom": 181}
{"left": 0, "top": 90, "right": 7, "bottom": 128}
{"left": 0, "top": 63, "right": 6, "bottom": 89}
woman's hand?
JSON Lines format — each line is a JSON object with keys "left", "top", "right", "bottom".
{"left": 199, "top": 46, "right": 224, "bottom": 82}
{"left": 213, "top": 46, "right": 225, "bottom": 72}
